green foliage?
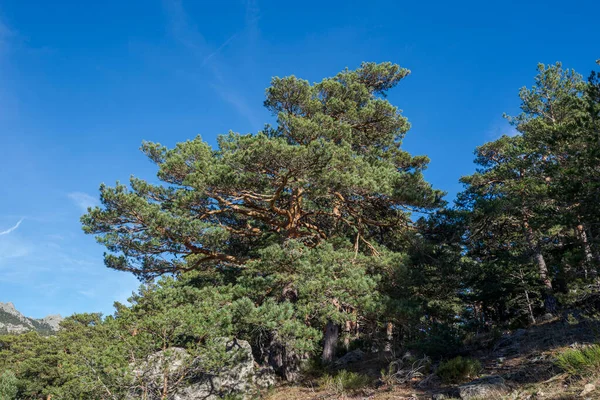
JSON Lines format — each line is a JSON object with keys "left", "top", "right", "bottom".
{"left": 410, "top": 323, "right": 463, "bottom": 359}
{"left": 555, "top": 344, "right": 600, "bottom": 376}
{"left": 3, "top": 58, "right": 600, "bottom": 398}
{"left": 0, "top": 279, "right": 263, "bottom": 399}
{"left": 436, "top": 356, "right": 482, "bottom": 384}
{"left": 81, "top": 61, "right": 440, "bottom": 280}
{"left": 0, "top": 371, "right": 18, "bottom": 400}
{"left": 318, "top": 370, "right": 372, "bottom": 395}
{"left": 79, "top": 62, "right": 443, "bottom": 363}
{"left": 457, "top": 60, "right": 600, "bottom": 323}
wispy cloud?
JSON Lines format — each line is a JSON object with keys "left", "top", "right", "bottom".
{"left": 0, "top": 236, "right": 31, "bottom": 261}
{"left": 209, "top": 83, "right": 261, "bottom": 129}
{"left": 68, "top": 192, "right": 99, "bottom": 211}
{"left": 201, "top": 33, "right": 238, "bottom": 66}
{"left": 0, "top": 218, "right": 23, "bottom": 235}
{"left": 162, "top": 0, "right": 262, "bottom": 131}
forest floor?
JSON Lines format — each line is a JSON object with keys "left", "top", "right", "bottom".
{"left": 265, "top": 316, "right": 600, "bottom": 399}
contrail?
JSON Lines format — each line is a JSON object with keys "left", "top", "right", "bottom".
{"left": 202, "top": 33, "right": 239, "bottom": 66}
{"left": 0, "top": 218, "right": 23, "bottom": 235}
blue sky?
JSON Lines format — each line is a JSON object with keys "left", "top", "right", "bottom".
{"left": 0, "top": 0, "right": 598, "bottom": 318}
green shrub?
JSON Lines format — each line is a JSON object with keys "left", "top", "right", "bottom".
{"left": 300, "top": 358, "right": 326, "bottom": 379}
{"left": 436, "top": 356, "right": 482, "bottom": 384}
{"left": 0, "top": 370, "right": 18, "bottom": 400}
{"left": 555, "top": 344, "right": 600, "bottom": 376}
{"left": 410, "top": 323, "right": 463, "bottom": 358}
{"left": 318, "top": 370, "right": 372, "bottom": 395}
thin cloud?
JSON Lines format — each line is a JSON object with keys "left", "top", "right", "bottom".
{"left": 0, "top": 236, "right": 31, "bottom": 264}
{"left": 68, "top": 192, "right": 99, "bottom": 211}
{"left": 0, "top": 218, "right": 23, "bottom": 235}
{"left": 202, "top": 33, "right": 239, "bottom": 66}
{"left": 210, "top": 83, "right": 262, "bottom": 130}
{"left": 162, "top": 0, "right": 262, "bottom": 131}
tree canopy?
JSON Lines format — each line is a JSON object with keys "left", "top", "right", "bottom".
{"left": 3, "top": 59, "right": 600, "bottom": 399}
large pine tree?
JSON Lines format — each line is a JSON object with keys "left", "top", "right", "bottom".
{"left": 82, "top": 62, "right": 442, "bottom": 364}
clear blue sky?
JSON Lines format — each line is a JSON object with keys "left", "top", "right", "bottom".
{"left": 0, "top": 0, "right": 598, "bottom": 318}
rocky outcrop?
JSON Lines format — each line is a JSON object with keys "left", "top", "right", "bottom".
{"left": 40, "top": 314, "right": 63, "bottom": 331}
{"left": 132, "top": 338, "right": 277, "bottom": 400}
{"left": 333, "top": 349, "right": 364, "bottom": 368}
{"left": 0, "top": 302, "right": 63, "bottom": 334}
{"left": 457, "top": 375, "right": 507, "bottom": 399}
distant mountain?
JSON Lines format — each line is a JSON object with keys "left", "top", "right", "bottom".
{"left": 0, "top": 302, "right": 63, "bottom": 335}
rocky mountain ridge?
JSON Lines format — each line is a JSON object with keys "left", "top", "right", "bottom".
{"left": 0, "top": 301, "right": 63, "bottom": 334}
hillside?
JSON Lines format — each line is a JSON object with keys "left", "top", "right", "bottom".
{"left": 0, "top": 302, "right": 62, "bottom": 335}
{"left": 265, "top": 315, "right": 600, "bottom": 399}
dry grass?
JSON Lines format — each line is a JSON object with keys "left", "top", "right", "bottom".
{"left": 264, "top": 385, "right": 427, "bottom": 400}
{"left": 266, "top": 317, "right": 600, "bottom": 399}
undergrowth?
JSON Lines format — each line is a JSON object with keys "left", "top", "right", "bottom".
{"left": 317, "top": 370, "right": 372, "bottom": 395}
{"left": 436, "top": 356, "right": 481, "bottom": 384}
{"left": 555, "top": 344, "right": 600, "bottom": 377}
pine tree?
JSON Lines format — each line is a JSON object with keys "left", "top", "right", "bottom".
{"left": 82, "top": 62, "right": 442, "bottom": 364}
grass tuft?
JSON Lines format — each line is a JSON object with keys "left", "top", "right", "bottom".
{"left": 436, "top": 356, "right": 481, "bottom": 384}
{"left": 318, "top": 370, "right": 372, "bottom": 395}
{"left": 555, "top": 343, "right": 600, "bottom": 376}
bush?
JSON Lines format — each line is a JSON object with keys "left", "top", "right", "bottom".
{"left": 0, "top": 370, "right": 18, "bottom": 400}
{"left": 410, "top": 323, "right": 463, "bottom": 358}
{"left": 318, "top": 370, "right": 372, "bottom": 395}
{"left": 555, "top": 344, "right": 600, "bottom": 376}
{"left": 436, "top": 356, "right": 481, "bottom": 384}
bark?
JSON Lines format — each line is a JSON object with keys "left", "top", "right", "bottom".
{"left": 384, "top": 322, "right": 393, "bottom": 352}
{"left": 523, "top": 216, "right": 556, "bottom": 313}
{"left": 577, "top": 223, "right": 596, "bottom": 278}
{"left": 321, "top": 321, "right": 339, "bottom": 363}
{"left": 524, "top": 287, "right": 536, "bottom": 324}
{"left": 264, "top": 333, "right": 301, "bottom": 381}
{"left": 343, "top": 320, "right": 354, "bottom": 350}
{"left": 516, "top": 269, "right": 536, "bottom": 324}
{"left": 523, "top": 218, "right": 552, "bottom": 290}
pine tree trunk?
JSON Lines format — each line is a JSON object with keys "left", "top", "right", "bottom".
{"left": 321, "top": 321, "right": 339, "bottom": 363}
{"left": 533, "top": 250, "right": 552, "bottom": 290}
{"left": 384, "top": 322, "right": 393, "bottom": 352}
{"left": 343, "top": 320, "right": 355, "bottom": 350}
{"left": 524, "top": 288, "right": 536, "bottom": 324}
{"left": 517, "top": 268, "right": 536, "bottom": 324}
{"left": 523, "top": 217, "right": 556, "bottom": 313}
{"left": 524, "top": 221, "right": 551, "bottom": 288}
{"left": 577, "top": 223, "right": 596, "bottom": 278}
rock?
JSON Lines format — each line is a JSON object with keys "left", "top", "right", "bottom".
{"left": 0, "top": 302, "right": 62, "bottom": 333}
{"left": 431, "top": 394, "right": 447, "bottom": 400}
{"left": 458, "top": 375, "right": 507, "bottom": 399}
{"left": 133, "top": 347, "right": 190, "bottom": 382}
{"left": 540, "top": 313, "right": 555, "bottom": 322}
{"left": 580, "top": 383, "right": 595, "bottom": 397}
{"left": 254, "top": 366, "right": 277, "bottom": 388}
{"left": 263, "top": 334, "right": 303, "bottom": 381}
{"left": 131, "top": 339, "right": 261, "bottom": 400}
{"left": 176, "top": 338, "right": 256, "bottom": 400}
{"left": 334, "top": 349, "right": 364, "bottom": 367}
{"left": 40, "top": 314, "right": 64, "bottom": 331}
